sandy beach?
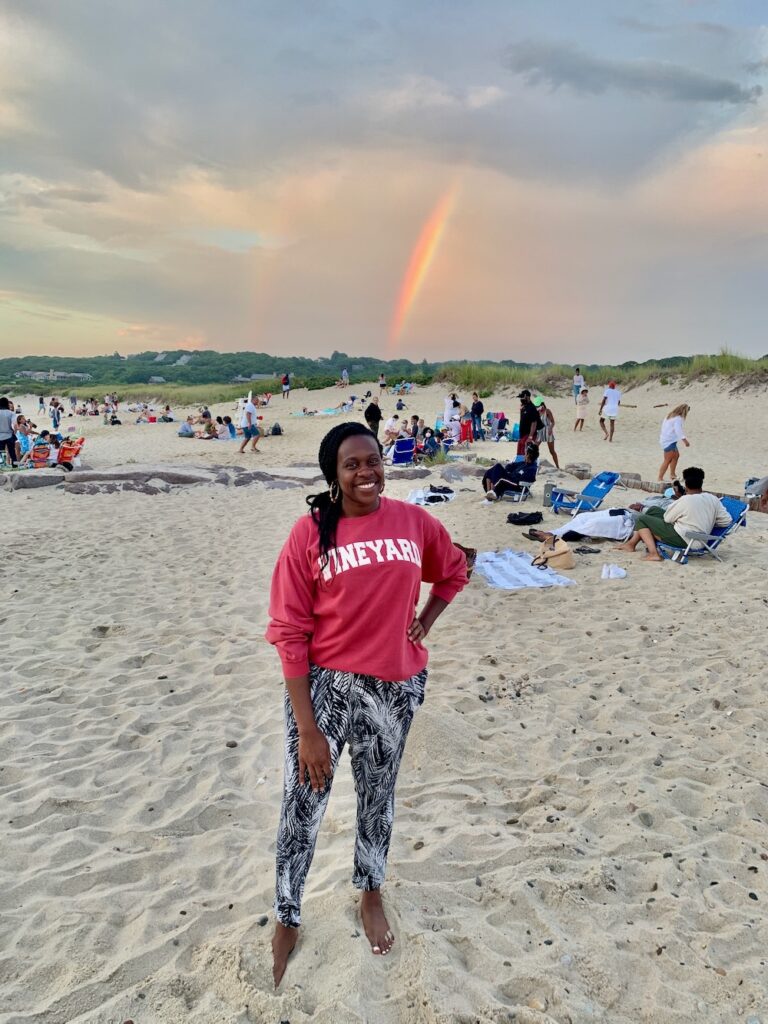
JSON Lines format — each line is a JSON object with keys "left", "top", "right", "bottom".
{"left": 2, "top": 379, "right": 767, "bottom": 1024}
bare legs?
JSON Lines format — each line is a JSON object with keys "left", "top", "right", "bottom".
{"left": 614, "top": 528, "right": 663, "bottom": 561}
{"left": 547, "top": 441, "right": 560, "bottom": 469}
{"left": 658, "top": 450, "right": 680, "bottom": 481}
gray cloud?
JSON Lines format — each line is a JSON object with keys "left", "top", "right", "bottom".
{"left": 745, "top": 58, "right": 768, "bottom": 74}
{"left": 505, "top": 40, "right": 762, "bottom": 104}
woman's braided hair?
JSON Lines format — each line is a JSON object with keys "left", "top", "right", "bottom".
{"left": 307, "top": 421, "right": 383, "bottom": 573}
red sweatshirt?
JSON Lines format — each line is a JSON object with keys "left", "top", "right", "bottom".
{"left": 265, "top": 497, "right": 468, "bottom": 682}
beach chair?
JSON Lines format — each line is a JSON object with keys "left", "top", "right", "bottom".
{"left": 657, "top": 497, "right": 747, "bottom": 564}
{"left": 500, "top": 459, "right": 538, "bottom": 503}
{"left": 392, "top": 437, "right": 416, "bottom": 466}
{"left": 56, "top": 436, "right": 85, "bottom": 471}
{"left": 30, "top": 443, "right": 52, "bottom": 469}
{"left": 551, "top": 471, "right": 621, "bottom": 515}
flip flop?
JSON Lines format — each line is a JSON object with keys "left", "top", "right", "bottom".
{"left": 522, "top": 529, "right": 543, "bottom": 541}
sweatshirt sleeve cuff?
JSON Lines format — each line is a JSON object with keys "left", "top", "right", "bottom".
{"left": 279, "top": 653, "right": 311, "bottom": 680}
{"left": 430, "top": 580, "right": 464, "bottom": 604}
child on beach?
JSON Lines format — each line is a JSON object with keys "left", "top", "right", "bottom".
{"left": 574, "top": 388, "right": 589, "bottom": 431}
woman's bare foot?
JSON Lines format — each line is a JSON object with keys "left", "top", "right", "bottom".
{"left": 360, "top": 890, "right": 395, "bottom": 956}
{"left": 272, "top": 922, "right": 299, "bottom": 988}
{"left": 641, "top": 554, "right": 663, "bottom": 562}
{"left": 613, "top": 543, "right": 635, "bottom": 552}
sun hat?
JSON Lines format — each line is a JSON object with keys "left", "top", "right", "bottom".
{"left": 532, "top": 396, "right": 544, "bottom": 407}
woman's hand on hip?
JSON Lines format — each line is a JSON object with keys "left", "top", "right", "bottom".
{"left": 298, "top": 728, "right": 332, "bottom": 793}
{"left": 407, "top": 616, "right": 427, "bottom": 643}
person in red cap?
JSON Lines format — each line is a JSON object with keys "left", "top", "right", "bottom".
{"left": 599, "top": 381, "right": 622, "bottom": 441}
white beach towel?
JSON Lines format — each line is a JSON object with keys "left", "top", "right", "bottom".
{"left": 474, "top": 549, "right": 576, "bottom": 590}
{"left": 406, "top": 487, "right": 456, "bottom": 506}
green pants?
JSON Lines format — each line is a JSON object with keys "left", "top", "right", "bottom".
{"left": 634, "top": 507, "right": 685, "bottom": 548}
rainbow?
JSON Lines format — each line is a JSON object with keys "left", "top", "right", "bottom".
{"left": 389, "top": 185, "right": 457, "bottom": 351}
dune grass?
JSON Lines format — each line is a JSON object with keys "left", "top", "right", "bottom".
{"left": 434, "top": 349, "right": 768, "bottom": 394}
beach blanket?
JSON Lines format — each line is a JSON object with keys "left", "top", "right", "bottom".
{"left": 474, "top": 549, "right": 576, "bottom": 590}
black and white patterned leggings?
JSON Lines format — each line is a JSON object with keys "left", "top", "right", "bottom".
{"left": 274, "top": 664, "right": 426, "bottom": 928}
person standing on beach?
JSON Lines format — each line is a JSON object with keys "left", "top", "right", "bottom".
{"left": 572, "top": 368, "right": 585, "bottom": 403}
{"left": 266, "top": 422, "right": 469, "bottom": 987}
{"left": 471, "top": 392, "right": 485, "bottom": 440}
{"left": 599, "top": 381, "right": 621, "bottom": 441}
{"left": 341, "top": 368, "right": 349, "bottom": 387}
{"left": 574, "top": 388, "right": 589, "bottom": 431}
{"left": 238, "top": 395, "right": 260, "bottom": 453}
{"left": 0, "top": 397, "right": 18, "bottom": 467}
{"left": 378, "top": 373, "right": 387, "bottom": 394}
{"left": 364, "top": 396, "right": 382, "bottom": 436}
{"left": 533, "top": 398, "right": 560, "bottom": 469}
{"left": 658, "top": 404, "right": 691, "bottom": 482}
{"left": 516, "top": 390, "right": 543, "bottom": 456}
{"left": 281, "top": 373, "right": 291, "bottom": 400}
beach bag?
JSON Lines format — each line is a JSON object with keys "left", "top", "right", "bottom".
{"left": 532, "top": 538, "right": 576, "bottom": 572}
{"left": 271, "top": 423, "right": 283, "bottom": 436}
{"left": 506, "top": 510, "right": 543, "bottom": 526}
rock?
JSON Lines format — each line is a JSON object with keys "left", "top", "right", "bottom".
{"left": 257, "top": 915, "right": 268, "bottom": 926}
{"left": 413, "top": 840, "right": 424, "bottom": 850}
{"left": 639, "top": 811, "right": 654, "bottom": 827}
{"left": 225, "top": 740, "right": 238, "bottom": 749}
{"left": 9, "top": 472, "right": 63, "bottom": 490}
{"left": 475, "top": 876, "right": 482, "bottom": 886}
{"left": 527, "top": 996, "right": 547, "bottom": 1011}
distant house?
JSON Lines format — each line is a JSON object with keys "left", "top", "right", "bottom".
{"left": 174, "top": 354, "right": 193, "bottom": 366}
{"left": 14, "top": 369, "right": 93, "bottom": 381}
{"left": 153, "top": 353, "right": 167, "bottom": 362}
{"left": 148, "top": 376, "right": 166, "bottom": 384}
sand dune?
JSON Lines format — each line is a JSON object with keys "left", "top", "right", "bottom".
{"left": 1, "top": 380, "right": 766, "bottom": 1023}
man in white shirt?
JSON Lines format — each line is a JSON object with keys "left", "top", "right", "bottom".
{"left": 238, "top": 397, "right": 261, "bottom": 453}
{"left": 572, "top": 368, "right": 585, "bottom": 403}
{"left": 615, "top": 467, "right": 731, "bottom": 561}
{"left": 599, "top": 381, "right": 622, "bottom": 441}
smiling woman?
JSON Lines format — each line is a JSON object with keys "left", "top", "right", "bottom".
{"left": 265, "top": 420, "right": 469, "bottom": 988}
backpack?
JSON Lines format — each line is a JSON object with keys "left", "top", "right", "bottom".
{"left": 271, "top": 423, "right": 282, "bottom": 436}
{"left": 506, "top": 510, "right": 543, "bottom": 526}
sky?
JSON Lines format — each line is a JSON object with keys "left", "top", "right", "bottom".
{"left": 1, "top": 0, "right": 767, "bottom": 363}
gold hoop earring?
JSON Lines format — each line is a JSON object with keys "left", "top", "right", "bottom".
{"left": 329, "top": 481, "right": 340, "bottom": 503}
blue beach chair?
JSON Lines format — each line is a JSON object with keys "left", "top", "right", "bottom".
{"left": 657, "top": 496, "right": 747, "bottom": 564}
{"left": 551, "top": 471, "right": 621, "bottom": 515}
{"left": 392, "top": 437, "right": 416, "bottom": 466}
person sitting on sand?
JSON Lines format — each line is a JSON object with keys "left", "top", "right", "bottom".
{"left": 301, "top": 407, "right": 318, "bottom": 416}
{"left": 159, "top": 405, "right": 174, "bottom": 422}
{"left": 195, "top": 420, "right": 217, "bottom": 439}
{"left": 481, "top": 443, "right": 539, "bottom": 501}
{"left": 266, "top": 421, "right": 469, "bottom": 987}
{"left": 382, "top": 414, "right": 400, "bottom": 445}
{"left": 224, "top": 415, "right": 236, "bottom": 439}
{"left": 178, "top": 417, "right": 195, "bottom": 438}
{"left": 615, "top": 467, "right": 731, "bottom": 561}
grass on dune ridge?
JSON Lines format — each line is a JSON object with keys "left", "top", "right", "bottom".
{"left": 434, "top": 349, "right": 768, "bottom": 394}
